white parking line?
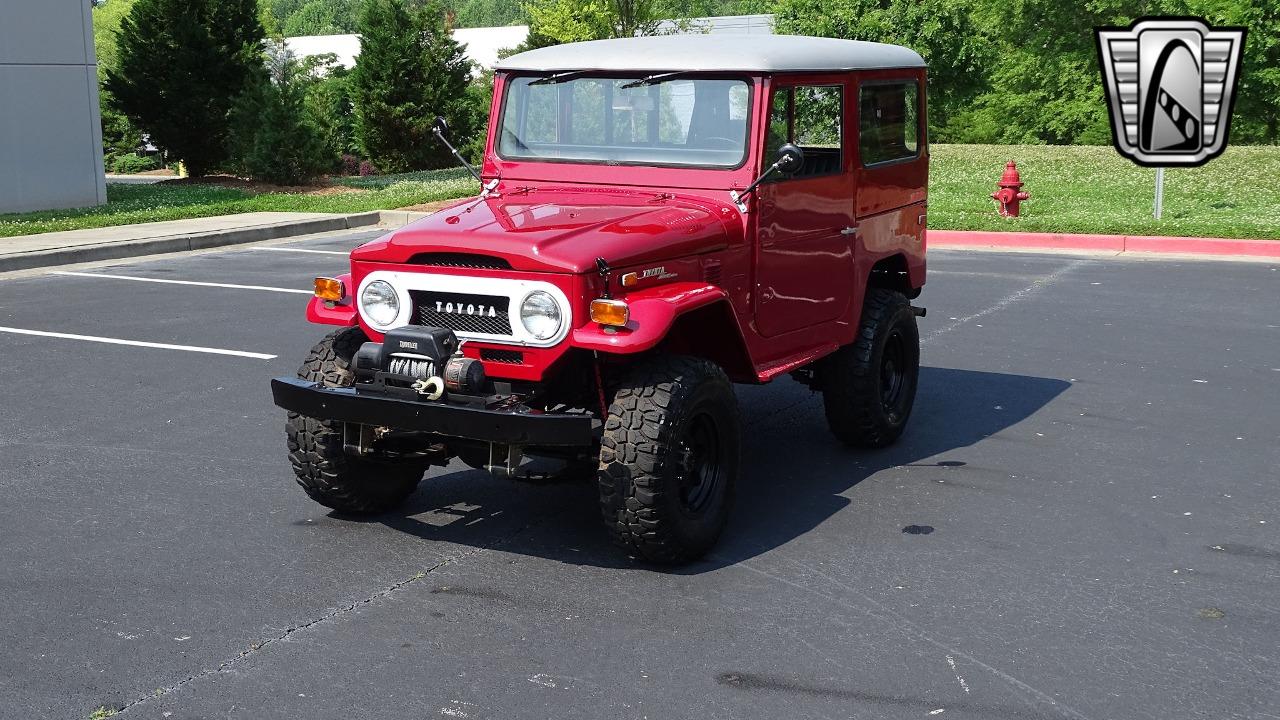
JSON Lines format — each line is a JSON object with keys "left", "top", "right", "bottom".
{"left": 249, "top": 247, "right": 349, "bottom": 256}
{"left": 50, "top": 271, "right": 311, "bottom": 294}
{"left": 0, "top": 326, "right": 276, "bottom": 359}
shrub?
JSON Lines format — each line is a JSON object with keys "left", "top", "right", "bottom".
{"left": 359, "top": 160, "right": 379, "bottom": 177}
{"left": 107, "top": 154, "right": 161, "bottom": 174}
{"left": 228, "top": 45, "right": 333, "bottom": 185}
{"left": 341, "top": 154, "right": 361, "bottom": 176}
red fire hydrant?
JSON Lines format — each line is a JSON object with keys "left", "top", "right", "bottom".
{"left": 992, "top": 161, "right": 1030, "bottom": 217}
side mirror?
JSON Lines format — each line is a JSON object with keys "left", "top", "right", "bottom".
{"left": 728, "top": 143, "right": 807, "bottom": 212}
{"left": 433, "top": 116, "right": 450, "bottom": 136}
{"left": 775, "top": 143, "right": 805, "bottom": 175}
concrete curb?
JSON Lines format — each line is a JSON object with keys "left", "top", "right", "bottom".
{"left": 928, "top": 229, "right": 1280, "bottom": 259}
{"left": 0, "top": 210, "right": 431, "bottom": 273}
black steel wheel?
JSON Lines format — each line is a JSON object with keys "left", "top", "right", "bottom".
{"left": 821, "top": 288, "right": 920, "bottom": 448}
{"left": 676, "top": 412, "right": 726, "bottom": 515}
{"left": 598, "top": 355, "right": 740, "bottom": 564}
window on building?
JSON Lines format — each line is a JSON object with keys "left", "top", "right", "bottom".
{"left": 859, "top": 81, "right": 920, "bottom": 166}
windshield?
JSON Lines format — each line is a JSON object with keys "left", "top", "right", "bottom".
{"left": 498, "top": 75, "right": 751, "bottom": 168}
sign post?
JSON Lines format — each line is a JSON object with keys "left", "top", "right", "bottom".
{"left": 1154, "top": 167, "right": 1165, "bottom": 220}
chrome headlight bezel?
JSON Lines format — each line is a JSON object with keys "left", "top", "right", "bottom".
{"left": 354, "top": 271, "right": 572, "bottom": 347}
{"left": 359, "top": 279, "right": 400, "bottom": 328}
{"left": 519, "top": 290, "right": 563, "bottom": 340}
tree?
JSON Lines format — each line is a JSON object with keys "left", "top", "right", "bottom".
{"left": 282, "top": 0, "right": 361, "bottom": 36}
{"left": 350, "top": 0, "right": 475, "bottom": 171}
{"left": 518, "top": 0, "right": 614, "bottom": 50}
{"left": 229, "top": 44, "right": 334, "bottom": 184}
{"left": 261, "top": 0, "right": 362, "bottom": 35}
{"left": 106, "top": 0, "right": 266, "bottom": 176}
{"left": 92, "top": 0, "right": 144, "bottom": 163}
{"left": 772, "top": 0, "right": 994, "bottom": 140}
{"left": 304, "top": 56, "right": 359, "bottom": 159}
{"left": 1171, "top": 0, "right": 1280, "bottom": 142}
{"left": 447, "top": 0, "right": 528, "bottom": 27}
{"left": 516, "top": 0, "right": 669, "bottom": 50}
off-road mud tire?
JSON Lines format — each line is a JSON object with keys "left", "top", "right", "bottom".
{"left": 598, "top": 355, "right": 740, "bottom": 564}
{"left": 822, "top": 288, "right": 920, "bottom": 448}
{"left": 286, "top": 327, "right": 425, "bottom": 513}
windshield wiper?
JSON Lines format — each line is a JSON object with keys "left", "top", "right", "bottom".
{"left": 529, "top": 70, "right": 595, "bottom": 86}
{"left": 619, "top": 72, "right": 690, "bottom": 89}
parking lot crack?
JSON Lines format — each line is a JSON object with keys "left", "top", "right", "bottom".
{"left": 923, "top": 259, "right": 1088, "bottom": 344}
{"left": 112, "top": 516, "right": 544, "bottom": 715}
{"left": 734, "top": 558, "right": 1096, "bottom": 720}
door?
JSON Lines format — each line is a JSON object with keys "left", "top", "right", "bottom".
{"left": 754, "top": 80, "right": 857, "bottom": 338}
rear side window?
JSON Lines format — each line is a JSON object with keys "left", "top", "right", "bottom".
{"left": 766, "top": 84, "right": 843, "bottom": 179}
{"left": 859, "top": 81, "right": 920, "bottom": 166}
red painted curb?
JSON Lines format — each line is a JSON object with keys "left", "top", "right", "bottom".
{"left": 927, "top": 229, "right": 1280, "bottom": 259}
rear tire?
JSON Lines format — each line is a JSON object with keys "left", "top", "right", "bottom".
{"left": 598, "top": 355, "right": 740, "bottom": 564}
{"left": 822, "top": 288, "right": 920, "bottom": 448}
{"left": 286, "top": 327, "right": 425, "bottom": 513}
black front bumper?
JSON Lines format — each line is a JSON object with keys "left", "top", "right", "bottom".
{"left": 270, "top": 377, "right": 596, "bottom": 447}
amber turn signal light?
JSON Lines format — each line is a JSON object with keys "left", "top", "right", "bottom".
{"left": 313, "top": 276, "right": 345, "bottom": 301}
{"left": 590, "top": 298, "right": 629, "bottom": 326}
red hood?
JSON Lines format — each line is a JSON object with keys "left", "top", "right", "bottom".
{"left": 352, "top": 188, "right": 741, "bottom": 273}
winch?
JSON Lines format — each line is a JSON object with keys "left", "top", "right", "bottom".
{"left": 353, "top": 326, "right": 486, "bottom": 398}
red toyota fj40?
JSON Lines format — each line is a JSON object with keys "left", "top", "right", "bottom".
{"left": 272, "top": 34, "right": 928, "bottom": 563}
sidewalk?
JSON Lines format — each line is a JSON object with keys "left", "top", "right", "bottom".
{"left": 0, "top": 211, "right": 425, "bottom": 273}
{"left": 928, "top": 229, "right": 1280, "bottom": 260}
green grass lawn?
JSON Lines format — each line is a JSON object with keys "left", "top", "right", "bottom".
{"left": 2, "top": 147, "right": 1278, "bottom": 239}
{"left": 929, "top": 144, "right": 1280, "bottom": 239}
{"left": 0, "top": 168, "right": 474, "bottom": 239}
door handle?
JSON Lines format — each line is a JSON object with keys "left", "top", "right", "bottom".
{"left": 840, "top": 226, "right": 859, "bottom": 236}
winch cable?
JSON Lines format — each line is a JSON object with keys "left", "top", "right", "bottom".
{"left": 388, "top": 356, "right": 434, "bottom": 378}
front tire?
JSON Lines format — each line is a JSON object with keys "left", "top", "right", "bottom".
{"left": 822, "top": 288, "right": 920, "bottom": 448}
{"left": 285, "top": 327, "right": 425, "bottom": 513}
{"left": 598, "top": 356, "right": 740, "bottom": 564}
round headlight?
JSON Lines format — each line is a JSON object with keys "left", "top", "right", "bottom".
{"left": 360, "top": 280, "right": 399, "bottom": 327}
{"left": 520, "top": 290, "right": 562, "bottom": 340}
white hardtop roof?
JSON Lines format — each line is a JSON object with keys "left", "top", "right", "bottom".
{"left": 496, "top": 34, "right": 926, "bottom": 74}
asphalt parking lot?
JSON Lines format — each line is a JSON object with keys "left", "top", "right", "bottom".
{"left": 1, "top": 232, "right": 1276, "bottom": 720}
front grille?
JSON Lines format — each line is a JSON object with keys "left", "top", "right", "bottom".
{"left": 410, "top": 290, "right": 512, "bottom": 336}
{"left": 407, "top": 252, "right": 511, "bottom": 270}
{"left": 480, "top": 348, "right": 523, "bottom": 364}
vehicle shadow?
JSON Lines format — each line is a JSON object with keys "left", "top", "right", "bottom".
{"left": 366, "top": 366, "right": 1071, "bottom": 573}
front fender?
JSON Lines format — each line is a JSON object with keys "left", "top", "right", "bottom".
{"left": 305, "top": 272, "right": 358, "bottom": 326}
{"left": 571, "top": 282, "right": 727, "bottom": 353}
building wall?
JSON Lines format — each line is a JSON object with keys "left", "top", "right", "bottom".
{"left": 0, "top": 0, "right": 107, "bottom": 214}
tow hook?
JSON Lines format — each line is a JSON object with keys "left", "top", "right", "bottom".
{"left": 911, "top": 306, "right": 927, "bottom": 317}
{"left": 411, "top": 376, "right": 446, "bottom": 400}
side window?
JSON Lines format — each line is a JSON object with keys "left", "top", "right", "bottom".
{"left": 859, "top": 81, "right": 920, "bottom": 166}
{"left": 766, "top": 84, "right": 844, "bottom": 179}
